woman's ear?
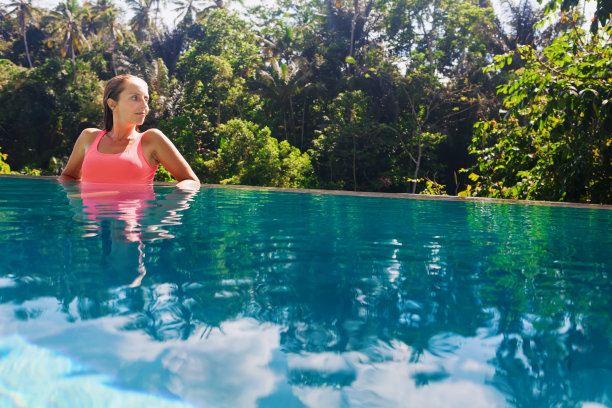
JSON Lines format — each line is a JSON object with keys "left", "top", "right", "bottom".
{"left": 107, "top": 99, "right": 117, "bottom": 111}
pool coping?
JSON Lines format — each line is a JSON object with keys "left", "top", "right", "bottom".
{"left": 2, "top": 174, "right": 611, "bottom": 210}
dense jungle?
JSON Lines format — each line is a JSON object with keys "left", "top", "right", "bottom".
{"left": 0, "top": 0, "right": 610, "bottom": 203}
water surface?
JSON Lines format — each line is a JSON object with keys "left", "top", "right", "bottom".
{"left": 0, "top": 176, "right": 610, "bottom": 407}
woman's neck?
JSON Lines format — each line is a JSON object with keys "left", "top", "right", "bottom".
{"left": 109, "top": 124, "right": 138, "bottom": 141}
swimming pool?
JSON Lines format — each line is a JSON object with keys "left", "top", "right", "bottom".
{"left": 0, "top": 175, "right": 610, "bottom": 407}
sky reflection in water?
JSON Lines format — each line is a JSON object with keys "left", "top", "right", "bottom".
{"left": 0, "top": 177, "right": 610, "bottom": 407}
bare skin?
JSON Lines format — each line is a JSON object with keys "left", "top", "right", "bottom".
{"left": 60, "top": 78, "right": 200, "bottom": 190}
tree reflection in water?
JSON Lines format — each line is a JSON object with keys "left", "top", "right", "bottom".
{"left": 61, "top": 182, "right": 198, "bottom": 340}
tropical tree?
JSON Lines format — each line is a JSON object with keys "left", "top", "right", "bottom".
{"left": 251, "top": 7, "right": 327, "bottom": 150}
{"left": 379, "top": 0, "right": 504, "bottom": 193}
{"left": 463, "top": 16, "right": 612, "bottom": 204}
{"left": 178, "top": 11, "right": 260, "bottom": 116}
{"left": 151, "top": 0, "right": 166, "bottom": 28}
{"left": 156, "top": 10, "right": 261, "bottom": 177}
{"left": 152, "top": 25, "right": 187, "bottom": 75}
{"left": 322, "top": 0, "right": 379, "bottom": 76}
{"left": 196, "top": 0, "right": 233, "bottom": 13}
{"left": 172, "top": 0, "right": 203, "bottom": 25}
{"left": 539, "top": 0, "right": 612, "bottom": 33}
{"left": 44, "top": 0, "right": 91, "bottom": 84}
{"left": 5, "top": 0, "right": 37, "bottom": 68}
{"left": 1, "top": 5, "right": 15, "bottom": 57}
{"left": 0, "top": 57, "right": 101, "bottom": 172}
{"left": 393, "top": 69, "right": 447, "bottom": 193}
{"left": 126, "top": 0, "right": 156, "bottom": 43}
{"left": 204, "top": 119, "right": 313, "bottom": 187}
{"left": 255, "top": 58, "right": 311, "bottom": 145}
{"left": 91, "top": 0, "right": 125, "bottom": 76}
{"left": 312, "top": 90, "right": 398, "bottom": 191}
{"left": 501, "top": 0, "right": 543, "bottom": 48}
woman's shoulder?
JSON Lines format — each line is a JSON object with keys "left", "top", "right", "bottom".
{"left": 79, "top": 128, "right": 104, "bottom": 143}
{"left": 141, "top": 128, "right": 172, "bottom": 146}
{"left": 73, "top": 128, "right": 103, "bottom": 152}
{"left": 141, "top": 128, "right": 166, "bottom": 139}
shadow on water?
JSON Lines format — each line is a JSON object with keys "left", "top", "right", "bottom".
{"left": 0, "top": 177, "right": 610, "bottom": 407}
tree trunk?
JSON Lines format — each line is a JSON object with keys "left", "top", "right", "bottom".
{"left": 23, "top": 31, "right": 33, "bottom": 68}
{"left": 352, "top": 133, "right": 357, "bottom": 191}
{"left": 71, "top": 41, "right": 78, "bottom": 86}
{"left": 110, "top": 29, "right": 117, "bottom": 76}
{"left": 282, "top": 110, "right": 288, "bottom": 141}
{"left": 301, "top": 99, "right": 306, "bottom": 150}
{"left": 411, "top": 132, "right": 422, "bottom": 194}
{"left": 348, "top": 0, "right": 359, "bottom": 75}
{"left": 418, "top": 15, "right": 435, "bottom": 67}
{"left": 111, "top": 53, "right": 117, "bottom": 77}
{"left": 289, "top": 95, "right": 296, "bottom": 145}
{"left": 19, "top": 10, "right": 33, "bottom": 69}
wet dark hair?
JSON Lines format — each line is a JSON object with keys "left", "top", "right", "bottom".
{"left": 103, "top": 74, "right": 147, "bottom": 131}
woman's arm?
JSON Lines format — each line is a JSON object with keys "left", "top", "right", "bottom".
{"left": 143, "top": 129, "right": 200, "bottom": 190}
{"left": 59, "top": 129, "right": 99, "bottom": 182}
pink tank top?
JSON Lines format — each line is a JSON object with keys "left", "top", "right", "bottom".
{"left": 82, "top": 130, "right": 158, "bottom": 184}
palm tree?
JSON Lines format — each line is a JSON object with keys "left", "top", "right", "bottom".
{"left": 256, "top": 58, "right": 311, "bottom": 145}
{"left": 502, "top": 0, "right": 543, "bottom": 47}
{"left": 152, "top": 0, "right": 167, "bottom": 29}
{"left": 0, "top": 6, "right": 10, "bottom": 41}
{"left": 255, "top": 22, "right": 312, "bottom": 146}
{"left": 126, "top": 0, "right": 156, "bottom": 43}
{"left": 172, "top": 0, "right": 204, "bottom": 25}
{"left": 91, "top": 0, "right": 125, "bottom": 76}
{"left": 6, "top": 0, "right": 37, "bottom": 68}
{"left": 324, "top": 0, "right": 376, "bottom": 75}
{"left": 44, "top": 0, "right": 91, "bottom": 84}
{"left": 194, "top": 0, "right": 242, "bottom": 18}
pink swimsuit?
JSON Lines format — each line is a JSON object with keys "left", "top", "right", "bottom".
{"left": 81, "top": 130, "right": 158, "bottom": 184}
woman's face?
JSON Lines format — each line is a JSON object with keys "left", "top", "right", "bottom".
{"left": 109, "top": 79, "right": 150, "bottom": 127}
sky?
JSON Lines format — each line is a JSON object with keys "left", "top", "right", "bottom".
{"left": 7, "top": 0, "right": 597, "bottom": 31}
{"left": 26, "top": 0, "right": 266, "bottom": 29}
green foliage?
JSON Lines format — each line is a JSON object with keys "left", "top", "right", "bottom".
{"left": 464, "top": 18, "right": 612, "bottom": 204}
{"left": 0, "top": 0, "right": 609, "bottom": 199}
{"left": 154, "top": 164, "right": 177, "bottom": 182}
{"left": 0, "top": 58, "right": 26, "bottom": 85}
{"left": 204, "top": 119, "right": 313, "bottom": 188}
{"left": 0, "top": 147, "right": 10, "bottom": 174}
{"left": 420, "top": 178, "right": 446, "bottom": 195}
{"left": 538, "top": 0, "right": 612, "bottom": 33}
{"left": 145, "top": 58, "right": 181, "bottom": 123}
{"left": 43, "top": 0, "right": 91, "bottom": 84}
{"left": 20, "top": 165, "right": 40, "bottom": 176}
{"left": 383, "top": 0, "right": 502, "bottom": 78}
{"left": 312, "top": 90, "right": 398, "bottom": 191}
{"left": 0, "top": 146, "right": 42, "bottom": 175}
{"left": 179, "top": 9, "right": 261, "bottom": 79}
{"left": 158, "top": 114, "right": 210, "bottom": 177}
{"left": 0, "top": 57, "right": 101, "bottom": 171}
{"left": 406, "top": 177, "right": 448, "bottom": 195}
{"left": 392, "top": 68, "right": 449, "bottom": 193}
{"left": 182, "top": 54, "right": 242, "bottom": 125}
{"left": 164, "top": 9, "right": 264, "bottom": 180}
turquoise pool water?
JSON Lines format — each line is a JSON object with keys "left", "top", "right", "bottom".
{"left": 0, "top": 176, "right": 610, "bottom": 407}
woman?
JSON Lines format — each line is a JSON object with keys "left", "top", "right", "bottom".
{"left": 60, "top": 74, "right": 200, "bottom": 190}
